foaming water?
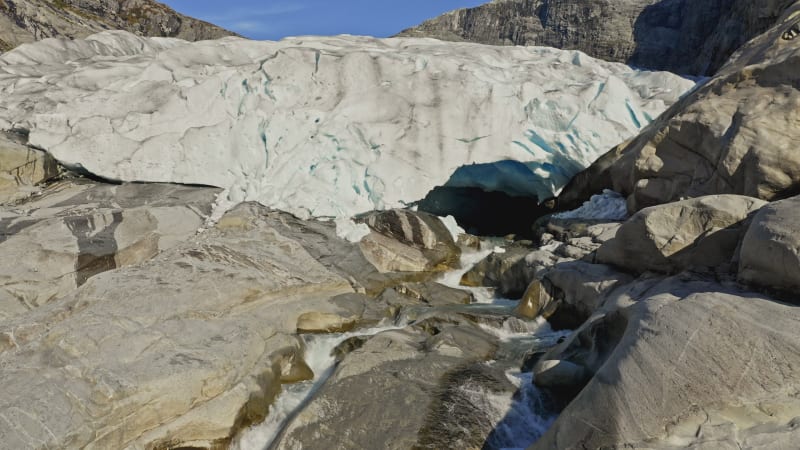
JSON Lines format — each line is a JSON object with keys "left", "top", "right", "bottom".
{"left": 232, "top": 321, "right": 405, "bottom": 450}
{"left": 437, "top": 242, "right": 516, "bottom": 305}
{"left": 234, "top": 243, "right": 569, "bottom": 450}
{"left": 482, "top": 318, "right": 572, "bottom": 449}
{"left": 485, "top": 371, "right": 557, "bottom": 450}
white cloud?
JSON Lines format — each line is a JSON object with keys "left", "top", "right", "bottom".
{"left": 208, "top": 3, "right": 307, "bottom": 23}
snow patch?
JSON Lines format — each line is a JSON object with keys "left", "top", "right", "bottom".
{"left": 438, "top": 215, "right": 465, "bottom": 242}
{"left": 554, "top": 189, "right": 629, "bottom": 221}
{"left": 334, "top": 217, "right": 371, "bottom": 243}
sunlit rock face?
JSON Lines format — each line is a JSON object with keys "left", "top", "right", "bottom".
{"left": 0, "top": 0, "right": 235, "bottom": 51}
{"left": 0, "top": 31, "right": 693, "bottom": 221}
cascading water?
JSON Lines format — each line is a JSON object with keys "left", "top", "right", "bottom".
{"left": 233, "top": 243, "right": 570, "bottom": 450}
{"left": 232, "top": 322, "right": 407, "bottom": 450}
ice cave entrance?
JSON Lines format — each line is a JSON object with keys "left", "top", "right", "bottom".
{"left": 417, "top": 160, "right": 561, "bottom": 237}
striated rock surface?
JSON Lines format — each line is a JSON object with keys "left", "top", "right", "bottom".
{"left": 597, "top": 195, "right": 766, "bottom": 274}
{"left": 566, "top": 2, "right": 800, "bottom": 211}
{"left": 0, "top": 0, "right": 234, "bottom": 52}
{"left": 530, "top": 275, "right": 800, "bottom": 449}
{"left": 358, "top": 209, "right": 460, "bottom": 273}
{"left": 399, "top": 0, "right": 795, "bottom": 76}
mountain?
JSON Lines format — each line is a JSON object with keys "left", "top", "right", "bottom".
{"left": 0, "top": 0, "right": 235, "bottom": 52}
{"left": 397, "top": 0, "right": 795, "bottom": 76}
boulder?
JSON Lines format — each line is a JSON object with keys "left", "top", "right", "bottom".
{"left": 533, "top": 359, "right": 591, "bottom": 389}
{"left": 256, "top": 210, "right": 435, "bottom": 298}
{"left": 374, "top": 281, "right": 475, "bottom": 321}
{"left": 358, "top": 209, "right": 460, "bottom": 273}
{"left": 515, "top": 279, "right": 557, "bottom": 320}
{"left": 460, "top": 245, "right": 547, "bottom": 298}
{"left": 739, "top": 194, "right": 800, "bottom": 299}
{"left": 563, "top": 2, "right": 800, "bottom": 211}
{"left": 597, "top": 195, "right": 766, "bottom": 274}
{"left": 296, "top": 311, "right": 358, "bottom": 334}
{"left": 541, "top": 261, "right": 634, "bottom": 328}
{"left": 530, "top": 275, "right": 800, "bottom": 449}
{"left": 0, "top": 180, "right": 221, "bottom": 319}
{"left": 0, "top": 202, "right": 357, "bottom": 449}
{"left": 0, "top": 132, "right": 59, "bottom": 203}
{"left": 272, "top": 323, "right": 507, "bottom": 450}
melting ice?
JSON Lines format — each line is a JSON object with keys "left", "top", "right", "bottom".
{"left": 0, "top": 31, "right": 695, "bottom": 222}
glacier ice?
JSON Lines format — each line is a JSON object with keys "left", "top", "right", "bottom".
{"left": 0, "top": 31, "right": 696, "bottom": 221}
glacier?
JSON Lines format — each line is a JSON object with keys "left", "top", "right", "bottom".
{"left": 0, "top": 31, "right": 695, "bottom": 221}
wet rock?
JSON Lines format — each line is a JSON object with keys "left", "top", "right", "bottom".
{"left": 457, "top": 232, "right": 482, "bottom": 250}
{"left": 0, "top": 180, "right": 221, "bottom": 319}
{"left": 533, "top": 359, "right": 591, "bottom": 388}
{"left": 515, "top": 279, "right": 557, "bottom": 321}
{"left": 296, "top": 312, "right": 358, "bottom": 334}
{"left": 273, "top": 322, "right": 502, "bottom": 450}
{"left": 460, "top": 246, "right": 542, "bottom": 298}
{"left": 597, "top": 195, "right": 766, "bottom": 274}
{"left": 358, "top": 209, "right": 461, "bottom": 273}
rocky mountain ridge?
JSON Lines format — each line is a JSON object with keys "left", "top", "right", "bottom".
{"left": 398, "top": 0, "right": 796, "bottom": 76}
{"left": 0, "top": 0, "right": 234, "bottom": 51}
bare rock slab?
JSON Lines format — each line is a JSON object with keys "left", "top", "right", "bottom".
{"left": 597, "top": 195, "right": 766, "bottom": 274}
{"left": 0, "top": 202, "right": 356, "bottom": 449}
{"left": 739, "top": 194, "right": 800, "bottom": 300}
{"left": 0, "top": 180, "right": 220, "bottom": 319}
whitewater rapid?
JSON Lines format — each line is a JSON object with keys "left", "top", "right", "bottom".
{"left": 232, "top": 245, "right": 570, "bottom": 450}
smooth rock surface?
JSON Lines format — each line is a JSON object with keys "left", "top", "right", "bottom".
{"left": 0, "top": 31, "right": 694, "bottom": 220}
{"left": 542, "top": 260, "right": 633, "bottom": 328}
{"left": 597, "top": 195, "right": 766, "bottom": 274}
{"left": 531, "top": 275, "right": 800, "bottom": 449}
{"left": 738, "top": 194, "right": 800, "bottom": 299}
{"left": 0, "top": 179, "right": 220, "bottom": 320}
{"left": 0, "top": 202, "right": 358, "bottom": 449}
{"left": 595, "top": 3, "right": 800, "bottom": 211}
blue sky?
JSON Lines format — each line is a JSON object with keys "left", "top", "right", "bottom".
{"left": 161, "top": 1, "right": 487, "bottom": 41}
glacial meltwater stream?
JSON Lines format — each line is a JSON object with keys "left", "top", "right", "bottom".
{"left": 233, "top": 245, "right": 570, "bottom": 450}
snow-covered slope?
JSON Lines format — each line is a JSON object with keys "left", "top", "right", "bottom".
{"left": 0, "top": 31, "right": 695, "bottom": 220}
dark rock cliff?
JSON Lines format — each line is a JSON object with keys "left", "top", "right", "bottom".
{"left": 398, "top": 0, "right": 795, "bottom": 75}
{"left": 0, "top": 0, "right": 235, "bottom": 51}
